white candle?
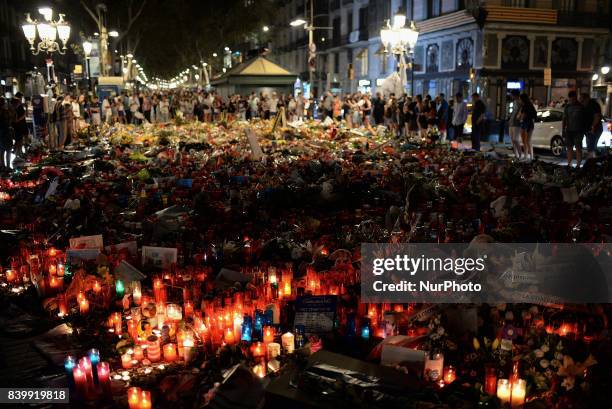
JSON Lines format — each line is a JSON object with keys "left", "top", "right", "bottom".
{"left": 281, "top": 332, "right": 294, "bottom": 354}
{"left": 424, "top": 353, "right": 444, "bottom": 381}
{"left": 496, "top": 379, "right": 511, "bottom": 404}
{"left": 267, "top": 342, "right": 281, "bottom": 359}
{"left": 511, "top": 379, "right": 526, "bottom": 408}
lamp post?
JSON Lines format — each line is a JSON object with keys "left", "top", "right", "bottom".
{"left": 83, "top": 40, "right": 93, "bottom": 93}
{"left": 22, "top": 7, "right": 71, "bottom": 86}
{"left": 22, "top": 8, "right": 71, "bottom": 55}
{"left": 290, "top": 0, "right": 332, "bottom": 98}
{"left": 380, "top": 10, "right": 419, "bottom": 95}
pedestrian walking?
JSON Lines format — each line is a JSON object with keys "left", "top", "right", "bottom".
{"left": 562, "top": 90, "right": 585, "bottom": 167}
{"left": 518, "top": 93, "right": 537, "bottom": 161}
{"left": 580, "top": 92, "right": 603, "bottom": 159}
{"left": 451, "top": 93, "right": 467, "bottom": 143}
{"left": 470, "top": 93, "right": 486, "bottom": 151}
{"left": 508, "top": 90, "right": 522, "bottom": 158}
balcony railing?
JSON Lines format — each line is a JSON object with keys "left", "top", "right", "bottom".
{"left": 557, "top": 11, "right": 610, "bottom": 28}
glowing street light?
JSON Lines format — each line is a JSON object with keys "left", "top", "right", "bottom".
{"left": 22, "top": 7, "right": 71, "bottom": 55}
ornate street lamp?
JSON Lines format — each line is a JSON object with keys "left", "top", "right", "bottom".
{"left": 380, "top": 11, "right": 419, "bottom": 93}
{"left": 22, "top": 8, "right": 71, "bottom": 55}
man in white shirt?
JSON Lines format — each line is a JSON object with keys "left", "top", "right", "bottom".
{"left": 451, "top": 92, "right": 468, "bottom": 142}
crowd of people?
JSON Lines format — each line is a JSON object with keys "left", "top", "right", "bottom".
{"left": 0, "top": 86, "right": 605, "bottom": 172}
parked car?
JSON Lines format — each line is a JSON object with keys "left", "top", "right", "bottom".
{"left": 532, "top": 108, "right": 612, "bottom": 156}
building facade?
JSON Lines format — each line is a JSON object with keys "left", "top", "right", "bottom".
{"left": 271, "top": 0, "right": 611, "bottom": 116}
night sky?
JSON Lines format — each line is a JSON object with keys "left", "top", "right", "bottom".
{"left": 17, "top": 0, "right": 274, "bottom": 76}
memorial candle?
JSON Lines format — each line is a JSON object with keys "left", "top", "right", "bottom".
{"left": 93, "top": 280, "right": 102, "bottom": 294}
{"left": 496, "top": 379, "right": 511, "bottom": 404}
{"left": 121, "top": 353, "right": 133, "bottom": 369}
{"left": 281, "top": 332, "right": 295, "bottom": 354}
{"left": 443, "top": 366, "right": 456, "bottom": 384}
{"left": 127, "top": 387, "right": 141, "bottom": 409}
{"left": 49, "top": 276, "right": 62, "bottom": 290}
{"left": 64, "top": 355, "right": 76, "bottom": 387}
{"left": 184, "top": 301, "right": 194, "bottom": 317}
{"left": 253, "top": 363, "right": 266, "bottom": 378}
{"left": 49, "top": 264, "right": 57, "bottom": 275}
{"left": 88, "top": 349, "right": 100, "bottom": 384}
{"left": 163, "top": 343, "right": 177, "bottom": 362}
{"left": 424, "top": 353, "right": 444, "bottom": 381}
{"left": 97, "top": 362, "right": 111, "bottom": 396}
{"left": 139, "top": 390, "right": 152, "bottom": 409}
{"left": 57, "top": 263, "right": 65, "bottom": 277}
{"left": 146, "top": 336, "right": 161, "bottom": 362}
{"left": 133, "top": 346, "right": 144, "bottom": 361}
{"left": 251, "top": 342, "right": 265, "bottom": 359}
{"left": 132, "top": 282, "right": 142, "bottom": 305}
{"left": 115, "top": 279, "right": 125, "bottom": 298}
{"left": 511, "top": 379, "right": 526, "bottom": 408}
{"left": 183, "top": 338, "right": 195, "bottom": 364}
{"left": 73, "top": 366, "right": 89, "bottom": 397}
{"left": 79, "top": 298, "right": 90, "bottom": 315}
{"left": 224, "top": 328, "right": 236, "bottom": 345}
{"left": 267, "top": 342, "right": 281, "bottom": 359}
{"left": 485, "top": 366, "right": 498, "bottom": 396}
{"left": 6, "top": 269, "right": 16, "bottom": 282}
{"left": 263, "top": 326, "right": 274, "bottom": 344}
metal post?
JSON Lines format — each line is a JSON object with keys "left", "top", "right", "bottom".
{"left": 308, "top": 0, "right": 314, "bottom": 97}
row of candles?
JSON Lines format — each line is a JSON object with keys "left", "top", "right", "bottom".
{"left": 425, "top": 353, "right": 526, "bottom": 407}
{"left": 64, "top": 349, "right": 111, "bottom": 401}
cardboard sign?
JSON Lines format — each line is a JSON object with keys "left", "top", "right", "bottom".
{"left": 66, "top": 248, "right": 101, "bottom": 262}
{"left": 141, "top": 246, "right": 177, "bottom": 269}
{"left": 381, "top": 344, "right": 426, "bottom": 368}
{"left": 105, "top": 241, "right": 138, "bottom": 257}
{"left": 294, "top": 295, "right": 337, "bottom": 334}
{"left": 69, "top": 234, "right": 103, "bottom": 249}
{"left": 115, "top": 260, "right": 146, "bottom": 282}
{"left": 245, "top": 128, "right": 264, "bottom": 161}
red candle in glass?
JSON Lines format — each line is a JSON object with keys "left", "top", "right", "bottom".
{"left": 252, "top": 342, "right": 265, "bottom": 358}
{"left": 184, "top": 301, "right": 194, "bottom": 318}
{"left": 485, "top": 366, "right": 497, "bottom": 396}
{"left": 127, "top": 387, "right": 141, "bottom": 409}
{"left": 139, "top": 390, "right": 152, "bottom": 409}
{"left": 73, "top": 366, "right": 89, "bottom": 398}
{"left": 263, "top": 326, "right": 274, "bottom": 344}
{"left": 146, "top": 336, "right": 161, "bottom": 362}
{"left": 163, "top": 343, "right": 177, "bottom": 362}
{"left": 79, "top": 298, "right": 90, "bottom": 315}
{"left": 97, "top": 362, "right": 111, "bottom": 396}
{"left": 133, "top": 346, "right": 144, "bottom": 361}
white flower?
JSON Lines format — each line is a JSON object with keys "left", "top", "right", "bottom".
{"left": 540, "top": 344, "right": 550, "bottom": 353}
{"left": 555, "top": 352, "right": 564, "bottom": 361}
{"left": 540, "top": 359, "right": 550, "bottom": 369}
{"left": 437, "top": 327, "right": 445, "bottom": 336}
{"left": 535, "top": 349, "right": 544, "bottom": 358}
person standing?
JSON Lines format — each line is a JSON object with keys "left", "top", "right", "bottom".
{"left": 159, "top": 96, "right": 170, "bottom": 123}
{"left": 89, "top": 96, "right": 101, "bottom": 127}
{"left": 0, "top": 97, "right": 15, "bottom": 170}
{"left": 508, "top": 90, "right": 522, "bottom": 158}
{"left": 372, "top": 92, "right": 385, "bottom": 126}
{"left": 11, "top": 93, "right": 28, "bottom": 157}
{"left": 580, "top": 92, "right": 603, "bottom": 159}
{"left": 562, "top": 90, "right": 585, "bottom": 167}
{"left": 470, "top": 93, "right": 486, "bottom": 151}
{"left": 436, "top": 93, "right": 449, "bottom": 141}
{"left": 142, "top": 94, "right": 152, "bottom": 122}
{"left": 518, "top": 93, "right": 537, "bottom": 161}
{"left": 451, "top": 93, "right": 467, "bottom": 143}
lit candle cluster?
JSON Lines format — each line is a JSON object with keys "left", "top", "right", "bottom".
{"left": 64, "top": 349, "right": 110, "bottom": 401}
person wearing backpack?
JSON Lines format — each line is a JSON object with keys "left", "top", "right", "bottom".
{"left": 562, "top": 90, "right": 585, "bottom": 167}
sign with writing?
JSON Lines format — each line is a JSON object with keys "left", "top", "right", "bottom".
{"left": 141, "top": 246, "right": 177, "bottom": 269}
{"left": 245, "top": 128, "right": 264, "bottom": 160}
{"left": 294, "top": 295, "right": 337, "bottom": 334}
{"left": 69, "top": 234, "right": 103, "bottom": 249}
{"left": 544, "top": 68, "right": 552, "bottom": 86}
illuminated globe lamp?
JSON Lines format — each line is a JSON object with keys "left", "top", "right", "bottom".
{"left": 21, "top": 7, "right": 71, "bottom": 55}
